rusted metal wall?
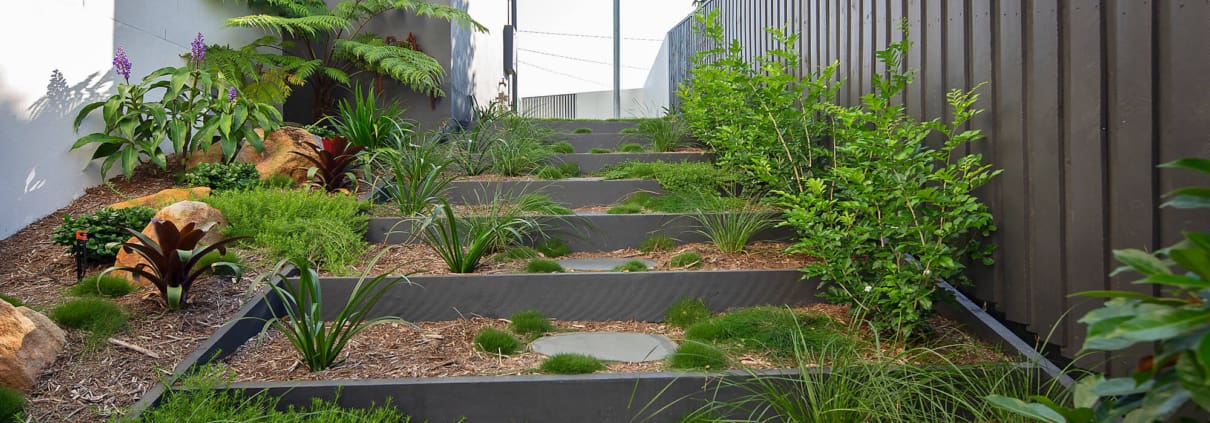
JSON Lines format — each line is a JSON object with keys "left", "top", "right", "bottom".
{"left": 668, "top": 0, "right": 1210, "bottom": 372}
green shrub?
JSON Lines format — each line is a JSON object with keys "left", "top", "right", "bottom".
{"left": 0, "top": 295, "right": 22, "bottom": 307}
{"left": 540, "top": 353, "right": 605, "bottom": 374}
{"left": 606, "top": 204, "right": 644, "bottom": 215}
{"left": 51, "top": 206, "right": 156, "bottom": 261}
{"left": 535, "top": 238, "right": 571, "bottom": 258}
{"left": 204, "top": 189, "right": 367, "bottom": 274}
{"left": 616, "top": 143, "right": 645, "bottom": 153}
{"left": 572, "top": 127, "right": 593, "bottom": 134}
{"left": 496, "top": 246, "right": 539, "bottom": 262}
{"left": 684, "top": 306, "right": 843, "bottom": 358}
{"left": 182, "top": 162, "right": 261, "bottom": 191}
{"left": 640, "top": 234, "right": 676, "bottom": 252}
{"left": 668, "top": 341, "right": 728, "bottom": 370}
{"left": 69, "top": 274, "right": 137, "bottom": 298}
{"left": 51, "top": 298, "right": 128, "bottom": 349}
{"left": 612, "top": 260, "right": 649, "bottom": 272}
{"left": 524, "top": 259, "right": 564, "bottom": 274}
{"left": 550, "top": 141, "right": 575, "bottom": 153}
{"left": 589, "top": 148, "right": 612, "bottom": 154}
{"left": 474, "top": 327, "right": 523, "bottom": 355}
{"left": 0, "top": 387, "right": 23, "bottom": 423}
{"left": 668, "top": 251, "right": 703, "bottom": 269}
{"left": 510, "top": 310, "right": 555, "bottom": 336}
{"left": 665, "top": 297, "right": 711, "bottom": 329}
{"left": 371, "top": 138, "right": 454, "bottom": 216}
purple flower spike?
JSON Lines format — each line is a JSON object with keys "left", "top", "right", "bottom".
{"left": 190, "top": 33, "right": 205, "bottom": 64}
{"left": 113, "top": 47, "right": 132, "bottom": 82}
{"left": 227, "top": 86, "right": 237, "bottom": 103}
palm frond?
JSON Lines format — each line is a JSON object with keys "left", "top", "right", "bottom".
{"left": 335, "top": 39, "right": 445, "bottom": 96}
{"left": 226, "top": 14, "right": 348, "bottom": 38}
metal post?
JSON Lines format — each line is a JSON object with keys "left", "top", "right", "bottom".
{"left": 613, "top": 0, "right": 620, "bottom": 119}
{"left": 511, "top": 0, "right": 519, "bottom": 112}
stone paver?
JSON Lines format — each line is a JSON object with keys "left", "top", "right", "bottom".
{"left": 557, "top": 258, "right": 658, "bottom": 272}
{"left": 531, "top": 332, "right": 677, "bottom": 362}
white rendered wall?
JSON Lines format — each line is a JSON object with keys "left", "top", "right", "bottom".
{"left": 0, "top": 0, "right": 254, "bottom": 239}
{"left": 640, "top": 39, "right": 670, "bottom": 114}
{"left": 450, "top": 0, "right": 508, "bottom": 123}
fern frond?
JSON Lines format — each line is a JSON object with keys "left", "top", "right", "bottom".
{"left": 334, "top": 39, "right": 445, "bottom": 96}
{"left": 226, "top": 14, "right": 348, "bottom": 38}
{"left": 320, "top": 66, "right": 351, "bottom": 86}
{"left": 225, "top": 0, "right": 326, "bottom": 18}
{"left": 389, "top": 0, "right": 487, "bottom": 32}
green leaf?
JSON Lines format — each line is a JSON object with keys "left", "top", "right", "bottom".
{"left": 1163, "top": 194, "right": 1210, "bottom": 209}
{"left": 1169, "top": 247, "right": 1210, "bottom": 281}
{"left": 984, "top": 395, "right": 1067, "bottom": 423}
{"left": 90, "top": 142, "right": 122, "bottom": 160}
{"left": 1118, "top": 308, "right": 1210, "bottom": 343}
{"left": 167, "top": 120, "right": 188, "bottom": 154}
{"left": 1159, "top": 158, "right": 1210, "bottom": 174}
{"left": 1186, "top": 232, "right": 1210, "bottom": 253}
{"left": 73, "top": 101, "right": 106, "bottom": 132}
{"left": 1178, "top": 351, "right": 1210, "bottom": 410}
{"left": 1073, "top": 375, "right": 1104, "bottom": 408}
{"left": 1112, "top": 249, "right": 1171, "bottom": 277}
{"left": 1140, "top": 274, "right": 1210, "bottom": 290}
{"left": 71, "top": 133, "right": 125, "bottom": 150}
{"left": 1072, "top": 290, "right": 1159, "bottom": 301}
{"left": 120, "top": 147, "right": 138, "bottom": 177}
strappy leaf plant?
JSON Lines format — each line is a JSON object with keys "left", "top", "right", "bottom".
{"left": 103, "top": 219, "right": 245, "bottom": 310}
{"left": 224, "top": 0, "right": 486, "bottom": 119}
{"left": 413, "top": 200, "right": 539, "bottom": 273}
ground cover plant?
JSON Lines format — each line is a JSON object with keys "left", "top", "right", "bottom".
{"left": 535, "top": 238, "right": 570, "bottom": 258}
{"left": 667, "top": 251, "right": 703, "bottom": 269}
{"left": 540, "top": 353, "right": 605, "bottom": 374}
{"left": 640, "top": 234, "right": 677, "bottom": 252}
{"left": 181, "top": 162, "right": 261, "bottom": 192}
{"left": 684, "top": 306, "right": 848, "bottom": 359}
{"left": 612, "top": 260, "right": 649, "bottom": 272}
{"left": 664, "top": 297, "right": 711, "bottom": 329}
{"left": 51, "top": 297, "right": 128, "bottom": 350}
{"left": 510, "top": 310, "right": 555, "bottom": 337}
{"left": 68, "top": 274, "right": 137, "bottom": 298}
{"left": 616, "top": 142, "right": 645, "bottom": 153}
{"left": 414, "top": 200, "right": 540, "bottom": 273}
{"left": 535, "top": 162, "right": 579, "bottom": 180}
{"left": 0, "top": 387, "right": 22, "bottom": 423}
{"left": 524, "top": 259, "right": 564, "bottom": 273}
{"left": 632, "top": 115, "right": 691, "bottom": 152}
{"left": 51, "top": 206, "right": 156, "bottom": 262}
{"left": 103, "top": 219, "right": 244, "bottom": 310}
{"left": 668, "top": 340, "right": 729, "bottom": 370}
{"left": 370, "top": 136, "right": 455, "bottom": 216}
{"left": 692, "top": 207, "right": 775, "bottom": 253}
{"left": 0, "top": 295, "right": 20, "bottom": 307}
{"left": 551, "top": 141, "right": 575, "bottom": 153}
{"left": 475, "top": 327, "right": 523, "bottom": 355}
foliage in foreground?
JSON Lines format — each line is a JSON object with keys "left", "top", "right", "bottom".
{"left": 414, "top": 200, "right": 540, "bottom": 273}
{"left": 988, "top": 158, "right": 1210, "bottom": 422}
{"left": 121, "top": 366, "right": 409, "bottom": 422}
{"left": 51, "top": 206, "right": 156, "bottom": 261}
{"left": 105, "top": 219, "right": 243, "bottom": 310}
{"left": 258, "top": 254, "right": 409, "bottom": 372}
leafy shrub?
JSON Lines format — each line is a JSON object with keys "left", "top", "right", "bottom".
{"left": 572, "top": 127, "right": 592, "bottom": 134}
{"left": 51, "top": 206, "right": 156, "bottom": 261}
{"left": 640, "top": 234, "right": 676, "bottom": 253}
{"left": 635, "top": 115, "right": 690, "bottom": 152}
{"left": 182, "top": 162, "right": 261, "bottom": 192}
{"left": 589, "top": 148, "right": 611, "bottom": 154}
{"left": 510, "top": 310, "right": 554, "bottom": 336}
{"left": 612, "top": 260, "right": 649, "bottom": 272}
{"left": 0, "top": 387, "right": 23, "bottom": 423}
{"left": 668, "top": 251, "right": 703, "bottom": 269}
{"left": 684, "top": 306, "right": 843, "bottom": 358}
{"left": 474, "top": 327, "right": 522, "bottom": 355}
{"left": 535, "top": 238, "right": 570, "bottom": 258}
{"left": 371, "top": 138, "right": 454, "bottom": 216}
{"left": 668, "top": 341, "right": 728, "bottom": 370}
{"left": 540, "top": 353, "right": 605, "bottom": 374}
{"left": 550, "top": 141, "right": 575, "bottom": 153}
{"left": 665, "top": 297, "right": 711, "bottom": 329}
{"left": 69, "top": 274, "right": 137, "bottom": 298}
{"left": 525, "top": 259, "right": 564, "bottom": 274}
{"left": 105, "top": 219, "right": 243, "bottom": 310}
{"left": 0, "top": 295, "right": 22, "bottom": 307}
{"left": 616, "top": 143, "right": 645, "bottom": 153}
{"left": 416, "top": 201, "right": 539, "bottom": 273}
{"left": 259, "top": 256, "right": 407, "bottom": 371}
{"left": 606, "top": 204, "right": 643, "bottom": 214}
{"left": 294, "top": 136, "right": 364, "bottom": 192}
{"left": 496, "top": 246, "right": 538, "bottom": 261}
{"left": 692, "top": 208, "right": 774, "bottom": 253}
{"left": 204, "top": 189, "right": 368, "bottom": 274}
{"left": 51, "top": 297, "right": 128, "bottom": 343}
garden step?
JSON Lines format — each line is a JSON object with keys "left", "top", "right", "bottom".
{"left": 530, "top": 332, "right": 677, "bottom": 362}
{"left": 550, "top": 133, "right": 650, "bottom": 152}
{"left": 367, "top": 212, "right": 795, "bottom": 251}
{"left": 548, "top": 152, "right": 713, "bottom": 173}
{"left": 441, "top": 178, "right": 663, "bottom": 208}
{"left": 536, "top": 120, "right": 639, "bottom": 134}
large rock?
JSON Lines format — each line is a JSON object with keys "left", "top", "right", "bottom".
{"left": 112, "top": 201, "right": 228, "bottom": 286}
{"left": 0, "top": 300, "right": 66, "bottom": 391}
{"left": 109, "top": 187, "right": 211, "bottom": 210}
{"left": 185, "top": 126, "right": 319, "bottom": 183}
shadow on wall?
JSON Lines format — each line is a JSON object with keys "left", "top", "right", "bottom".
{"left": 0, "top": 69, "right": 113, "bottom": 237}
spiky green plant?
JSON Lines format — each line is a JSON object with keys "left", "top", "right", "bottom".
{"left": 325, "top": 85, "right": 408, "bottom": 149}
{"left": 370, "top": 136, "right": 454, "bottom": 216}
{"left": 415, "top": 200, "right": 539, "bottom": 273}
{"left": 225, "top": 0, "right": 486, "bottom": 119}
{"left": 692, "top": 208, "right": 775, "bottom": 253}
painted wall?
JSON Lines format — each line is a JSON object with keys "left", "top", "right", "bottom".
{"left": 0, "top": 0, "right": 255, "bottom": 240}
{"left": 450, "top": 0, "right": 509, "bottom": 125}
{"left": 640, "top": 39, "right": 671, "bottom": 114}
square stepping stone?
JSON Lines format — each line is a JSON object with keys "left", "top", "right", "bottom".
{"left": 531, "top": 332, "right": 677, "bottom": 362}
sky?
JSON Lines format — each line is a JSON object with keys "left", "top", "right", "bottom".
{"left": 516, "top": 0, "right": 696, "bottom": 97}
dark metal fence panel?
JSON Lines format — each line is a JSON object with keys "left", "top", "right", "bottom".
{"left": 666, "top": 0, "right": 1210, "bottom": 371}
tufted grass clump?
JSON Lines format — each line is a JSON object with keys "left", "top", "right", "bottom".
{"left": 665, "top": 297, "right": 712, "bottom": 329}
{"left": 684, "top": 306, "right": 846, "bottom": 358}
{"left": 616, "top": 143, "right": 645, "bottom": 153}
{"left": 0, "top": 295, "right": 22, "bottom": 307}
{"left": 550, "top": 141, "right": 575, "bottom": 153}
{"left": 640, "top": 234, "right": 676, "bottom": 252}
{"left": 668, "top": 341, "right": 729, "bottom": 370}
{"left": 540, "top": 353, "right": 606, "bottom": 374}
{"left": 51, "top": 298, "right": 128, "bottom": 350}
{"left": 607, "top": 204, "right": 644, "bottom": 214}
{"left": 510, "top": 310, "right": 555, "bottom": 337}
{"left": 612, "top": 260, "right": 649, "bottom": 272}
{"left": 496, "top": 246, "right": 539, "bottom": 262}
{"left": 572, "top": 127, "right": 593, "bottom": 134}
{"left": 668, "top": 251, "right": 704, "bottom": 269}
{"left": 590, "top": 148, "right": 612, "bottom": 154}
{"left": 535, "top": 162, "right": 580, "bottom": 180}
{"left": 0, "top": 387, "right": 23, "bottom": 423}
{"left": 69, "top": 274, "right": 137, "bottom": 298}
{"left": 525, "top": 259, "right": 565, "bottom": 274}
{"left": 474, "top": 327, "right": 523, "bottom": 355}
{"left": 535, "top": 238, "right": 571, "bottom": 258}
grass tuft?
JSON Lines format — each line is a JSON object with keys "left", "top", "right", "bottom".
{"left": 607, "top": 204, "right": 644, "bottom": 214}
{"left": 524, "top": 259, "right": 565, "bottom": 273}
{"left": 510, "top": 310, "right": 555, "bottom": 336}
{"left": 668, "top": 251, "right": 704, "bottom": 269}
{"left": 668, "top": 341, "right": 729, "bottom": 370}
{"left": 684, "top": 306, "right": 846, "bottom": 358}
{"left": 616, "top": 143, "right": 645, "bottom": 153}
{"left": 535, "top": 162, "right": 580, "bottom": 180}
{"left": 535, "top": 238, "right": 571, "bottom": 258}
{"left": 496, "top": 246, "right": 539, "bottom": 262}
{"left": 693, "top": 208, "right": 775, "bottom": 253}
{"left": 51, "top": 298, "right": 128, "bottom": 350}
{"left": 665, "top": 297, "right": 711, "bottom": 329}
{"left": 612, "top": 260, "right": 649, "bottom": 272}
{"left": 0, "top": 387, "right": 23, "bottom": 423}
{"left": 572, "top": 127, "right": 593, "bottom": 134}
{"left": 474, "top": 327, "right": 523, "bottom": 355}
{"left": 590, "top": 148, "right": 612, "bottom": 154}
{"left": 550, "top": 141, "right": 575, "bottom": 153}
{"left": 0, "top": 295, "right": 22, "bottom": 307}
{"left": 640, "top": 234, "right": 676, "bottom": 253}
{"left": 69, "top": 274, "right": 137, "bottom": 298}
{"left": 540, "top": 353, "right": 606, "bottom": 374}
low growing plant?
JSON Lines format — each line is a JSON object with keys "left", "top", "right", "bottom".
{"left": 325, "top": 85, "right": 408, "bottom": 150}
{"left": 616, "top": 143, "right": 645, "bottom": 153}
{"left": 263, "top": 173, "right": 299, "bottom": 189}
{"left": 294, "top": 136, "right": 364, "bottom": 192}
{"left": 572, "top": 127, "right": 592, "bottom": 134}
{"left": 103, "top": 219, "right": 244, "bottom": 310}
{"left": 371, "top": 137, "right": 455, "bottom": 216}
{"left": 0, "top": 295, "right": 21, "bottom": 307}
{"left": 525, "top": 259, "right": 564, "bottom": 274}
{"left": 496, "top": 246, "right": 539, "bottom": 261}
{"left": 491, "top": 138, "right": 549, "bottom": 176}
{"left": 550, "top": 141, "right": 575, "bottom": 153}
{"left": 668, "top": 340, "right": 728, "bottom": 370}
{"left": 258, "top": 254, "right": 410, "bottom": 372}
{"left": 635, "top": 115, "right": 690, "bottom": 152}
{"left": 590, "top": 148, "right": 612, "bottom": 154}
{"left": 668, "top": 251, "right": 704, "bottom": 269}
{"left": 665, "top": 297, "right": 711, "bottom": 329}
{"left": 535, "top": 162, "right": 579, "bottom": 180}
{"left": 535, "top": 238, "right": 571, "bottom": 258}
{"left": 181, "top": 162, "right": 261, "bottom": 192}
{"left": 415, "top": 201, "right": 539, "bottom": 273}
{"left": 607, "top": 204, "right": 644, "bottom": 215}
{"left": 692, "top": 208, "right": 774, "bottom": 253}
{"left": 684, "top": 306, "right": 845, "bottom": 358}
{"left": 51, "top": 297, "right": 128, "bottom": 347}
{"left": 0, "top": 387, "right": 23, "bottom": 423}
{"left": 51, "top": 206, "right": 156, "bottom": 261}
{"left": 510, "top": 310, "right": 555, "bottom": 337}
{"left": 640, "top": 234, "right": 677, "bottom": 253}
{"left": 613, "top": 260, "right": 649, "bottom": 272}
{"left": 69, "top": 274, "right": 137, "bottom": 298}
{"left": 474, "top": 327, "right": 523, "bottom": 355}
{"left": 541, "top": 353, "right": 605, "bottom": 374}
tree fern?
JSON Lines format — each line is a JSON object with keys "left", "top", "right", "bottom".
{"left": 226, "top": 14, "right": 348, "bottom": 37}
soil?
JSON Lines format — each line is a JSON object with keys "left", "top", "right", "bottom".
{"left": 331, "top": 241, "right": 810, "bottom": 277}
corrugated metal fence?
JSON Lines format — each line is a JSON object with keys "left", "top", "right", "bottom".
{"left": 668, "top": 0, "right": 1210, "bottom": 371}
{"left": 520, "top": 94, "right": 576, "bottom": 119}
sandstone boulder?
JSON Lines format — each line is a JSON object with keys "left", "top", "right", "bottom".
{"left": 185, "top": 127, "right": 319, "bottom": 183}
{"left": 0, "top": 300, "right": 66, "bottom": 391}
{"left": 108, "top": 187, "right": 211, "bottom": 210}
{"left": 112, "top": 201, "right": 228, "bottom": 286}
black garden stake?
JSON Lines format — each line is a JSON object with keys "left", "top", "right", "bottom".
{"left": 73, "top": 230, "right": 88, "bottom": 283}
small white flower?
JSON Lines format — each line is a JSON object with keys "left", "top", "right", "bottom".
{"left": 863, "top": 285, "right": 872, "bottom": 293}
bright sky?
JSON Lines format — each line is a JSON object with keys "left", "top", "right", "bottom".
{"left": 517, "top": 0, "right": 695, "bottom": 97}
